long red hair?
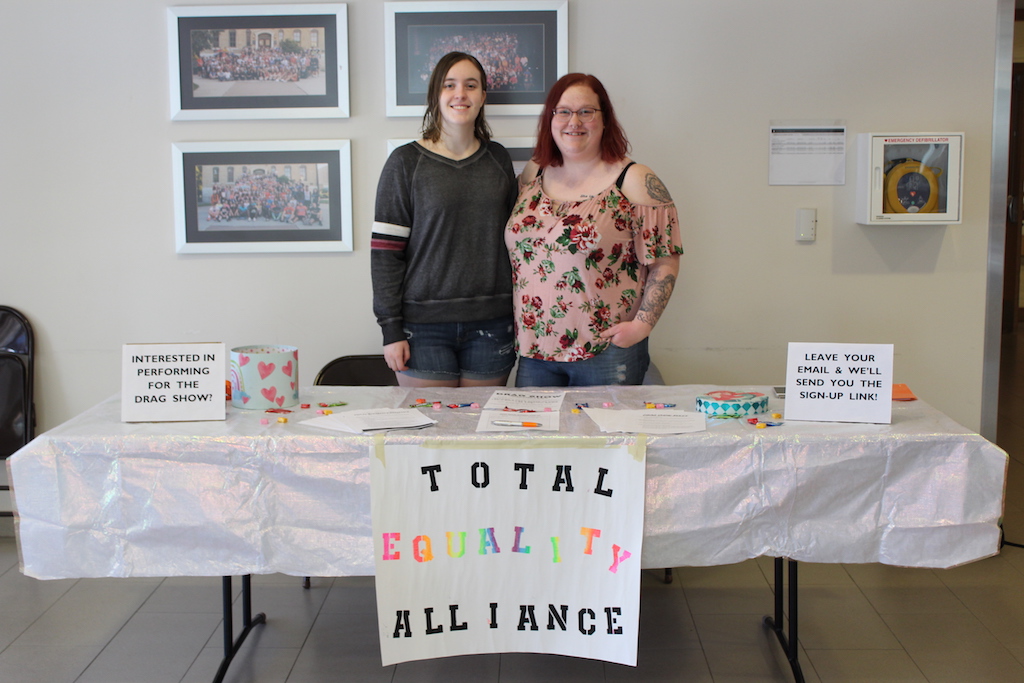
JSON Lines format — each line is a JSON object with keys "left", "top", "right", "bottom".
{"left": 532, "top": 73, "right": 630, "bottom": 168}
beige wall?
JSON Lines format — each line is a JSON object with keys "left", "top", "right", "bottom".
{"left": 0, "top": 0, "right": 1004, "bottom": 432}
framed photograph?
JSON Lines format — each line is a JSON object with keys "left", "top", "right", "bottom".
{"left": 168, "top": 4, "right": 349, "bottom": 120}
{"left": 387, "top": 137, "right": 535, "bottom": 176}
{"left": 172, "top": 140, "right": 353, "bottom": 253}
{"left": 384, "top": 1, "right": 567, "bottom": 117}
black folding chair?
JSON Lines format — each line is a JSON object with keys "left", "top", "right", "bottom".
{"left": 314, "top": 354, "right": 398, "bottom": 387}
{"left": 0, "top": 306, "right": 36, "bottom": 518}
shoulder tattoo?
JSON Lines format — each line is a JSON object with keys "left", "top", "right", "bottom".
{"left": 644, "top": 173, "right": 673, "bottom": 203}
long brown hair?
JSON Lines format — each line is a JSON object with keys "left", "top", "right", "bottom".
{"left": 421, "top": 52, "right": 492, "bottom": 143}
{"left": 532, "top": 73, "right": 630, "bottom": 168}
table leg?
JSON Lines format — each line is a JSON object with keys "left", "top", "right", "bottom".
{"left": 212, "top": 575, "right": 267, "bottom": 683}
{"left": 763, "top": 557, "right": 805, "bottom": 683}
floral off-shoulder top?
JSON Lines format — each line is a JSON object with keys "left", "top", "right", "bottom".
{"left": 504, "top": 172, "right": 683, "bottom": 362}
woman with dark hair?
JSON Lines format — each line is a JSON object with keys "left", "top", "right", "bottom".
{"left": 505, "top": 73, "right": 684, "bottom": 387}
{"left": 371, "top": 52, "right": 517, "bottom": 387}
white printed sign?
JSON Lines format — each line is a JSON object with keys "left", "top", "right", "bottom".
{"left": 121, "top": 342, "right": 226, "bottom": 422}
{"left": 371, "top": 443, "right": 645, "bottom": 666}
{"left": 784, "top": 342, "right": 894, "bottom": 423}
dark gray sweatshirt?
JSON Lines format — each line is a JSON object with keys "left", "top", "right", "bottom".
{"left": 371, "top": 141, "right": 516, "bottom": 345}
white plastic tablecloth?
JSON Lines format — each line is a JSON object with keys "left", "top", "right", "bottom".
{"left": 8, "top": 385, "right": 1007, "bottom": 579}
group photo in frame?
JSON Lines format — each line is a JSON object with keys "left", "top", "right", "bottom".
{"left": 168, "top": 4, "right": 349, "bottom": 120}
{"left": 172, "top": 140, "right": 353, "bottom": 254}
{"left": 384, "top": 1, "right": 568, "bottom": 117}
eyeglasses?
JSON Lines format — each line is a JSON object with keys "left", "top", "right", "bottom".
{"left": 552, "top": 107, "right": 601, "bottom": 122}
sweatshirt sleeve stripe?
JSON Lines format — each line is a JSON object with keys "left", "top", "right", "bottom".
{"left": 371, "top": 221, "right": 411, "bottom": 252}
{"left": 372, "top": 222, "right": 411, "bottom": 239}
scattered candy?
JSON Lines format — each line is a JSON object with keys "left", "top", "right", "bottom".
{"left": 301, "top": 404, "right": 310, "bottom": 409}
{"left": 415, "top": 398, "right": 427, "bottom": 404}
{"left": 260, "top": 418, "right": 269, "bottom": 425}
{"left": 277, "top": 416, "right": 288, "bottom": 423}
{"left": 772, "top": 413, "right": 783, "bottom": 419}
{"left": 470, "top": 403, "right": 480, "bottom": 409}
{"left": 602, "top": 402, "right": 614, "bottom": 408}
{"left": 571, "top": 408, "right": 581, "bottom": 414}
{"left": 747, "top": 417, "right": 784, "bottom": 428}
{"left": 323, "top": 410, "right": 333, "bottom": 415}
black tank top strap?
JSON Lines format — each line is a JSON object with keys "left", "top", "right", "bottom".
{"left": 614, "top": 161, "right": 637, "bottom": 190}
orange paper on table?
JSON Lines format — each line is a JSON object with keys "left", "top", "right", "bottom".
{"left": 892, "top": 383, "right": 917, "bottom": 401}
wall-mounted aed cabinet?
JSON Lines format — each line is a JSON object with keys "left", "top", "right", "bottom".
{"left": 856, "top": 133, "right": 963, "bottom": 225}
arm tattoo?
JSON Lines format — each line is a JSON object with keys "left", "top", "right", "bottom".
{"left": 636, "top": 272, "right": 676, "bottom": 327}
{"left": 644, "top": 173, "right": 673, "bottom": 203}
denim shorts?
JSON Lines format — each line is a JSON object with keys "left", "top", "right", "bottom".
{"left": 402, "top": 316, "right": 515, "bottom": 381}
{"left": 514, "top": 339, "right": 650, "bottom": 387}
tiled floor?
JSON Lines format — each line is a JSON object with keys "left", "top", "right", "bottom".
{"left": 4, "top": 338, "right": 1024, "bottom": 683}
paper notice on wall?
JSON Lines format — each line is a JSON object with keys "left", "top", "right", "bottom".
{"left": 769, "top": 125, "right": 846, "bottom": 185}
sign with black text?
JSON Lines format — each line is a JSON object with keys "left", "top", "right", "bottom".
{"left": 121, "top": 342, "right": 226, "bottom": 422}
{"left": 784, "top": 342, "right": 894, "bottom": 423}
{"left": 371, "top": 443, "right": 645, "bottom": 666}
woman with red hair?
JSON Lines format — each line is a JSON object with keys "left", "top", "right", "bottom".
{"left": 505, "top": 73, "right": 683, "bottom": 387}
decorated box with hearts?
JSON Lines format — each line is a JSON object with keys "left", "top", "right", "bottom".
{"left": 229, "top": 345, "right": 299, "bottom": 410}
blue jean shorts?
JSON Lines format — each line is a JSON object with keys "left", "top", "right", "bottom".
{"left": 402, "top": 316, "right": 515, "bottom": 381}
{"left": 515, "top": 339, "right": 650, "bottom": 387}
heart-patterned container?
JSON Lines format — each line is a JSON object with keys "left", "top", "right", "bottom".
{"left": 229, "top": 345, "right": 299, "bottom": 410}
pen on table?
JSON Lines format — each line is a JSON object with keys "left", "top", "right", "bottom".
{"left": 491, "top": 420, "right": 540, "bottom": 428}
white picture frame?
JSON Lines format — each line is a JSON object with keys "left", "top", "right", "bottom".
{"left": 168, "top": 4, "right": 349, "bottom": 120}
{"left": 384, "top": 1, "right": 568, "bottom": 117}
{"left": 172, "top": 140, "right": 353, "bottom": 253}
